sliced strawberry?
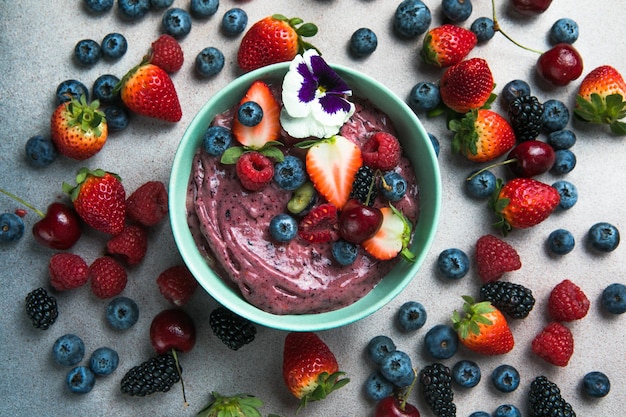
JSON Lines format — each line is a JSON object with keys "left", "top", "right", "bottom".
{"left": 305, "top": 135, "right": 362, "bottom": 210}
{"left": 362, "top": 205, "right": 415, "bottom": 262}
{"left": 298, "top": 203, "right": 339, "bottom": 243}
{"left": 232, "top": 80, "right": 281, "bottom": 149}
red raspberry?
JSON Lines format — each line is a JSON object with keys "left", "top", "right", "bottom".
{"left": 361, "top": 132, "right": 402, "bottom": 171}
{"left": 106, "top": 224, "right": 148, "bottom": 266}
{"left": 156, "top": 265, "right": 198, "bottom": 306}
{"left": 49, "top": 253, "right": 89, "bottom": 291}
{"left": 548, "top": 279, "right": 590, "bottom": 322}
{"left": 531, "top": 322, "right": 574, "bottom": 367}
{"left": 90, "top": 256, "right": 128, "bottom": 299}
{"left": 149, "top": 34, "right": 184, "bottom": 73}
{"left": 298, "top": 203, "right": 339, "bottom": 243}
{"left": 126, "top": 181, "right": 169, "bottom": 226}
{"left": 235, "top": 151, "right": 274, "bottom": 191}
{"left": 475, "top": 234, "right": 522, "bottom": 283}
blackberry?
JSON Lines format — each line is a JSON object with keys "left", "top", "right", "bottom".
{"left": 25, "top": 287, "right": 58, "bottom": 330}
{"left": 508, "top": 95, "right": 543, "bottom": 142}
{"left": 349, "top": 166, "right": 377, "bottom": 206}
{"left": 529, "top": 376, "right": 576, "bottom": 417}
{"left": 120, "top": 353, "right": 181, "bottom": 396}
{"left": 420, "top": 362, "right": 456, "bottom": 417}
{"left": 480, "top": 281, "right": 535, "bottom": 319}
{"left": 209, "top": 306, "right": 256, "bottom": 350}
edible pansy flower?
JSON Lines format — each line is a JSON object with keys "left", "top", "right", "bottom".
{"left": 280, "top": 50, "right": 355, "bottom": 139}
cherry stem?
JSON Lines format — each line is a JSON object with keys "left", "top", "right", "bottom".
{"left": 171, "top": 349, "right": 189, "bottom": 407}
{"left": 466, "top": 158, "right": 517, "bottom": 181}
{"left": 398, "top": 369, "right": 419, "bottom": 411}
{"left": 491, "top": 0, "right": 544, "bottom": 55}
{"left": 0, "top": 188, "right": 45, "bottom": 218}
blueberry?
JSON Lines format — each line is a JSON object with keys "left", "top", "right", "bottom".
{"left": 601, "top": 283, "right": 626, "bottom": 314}
{"left": 106, "top": 296, "right": 139, "bottom": 330}
{"left": 470, "top": 17, "right": 495, "bottom": 42}
{"left": 380, "top": 172, "right": 407, "bottom": 202}
{"left": 118, "top": 0, "right": 150, "bottom": 20}
{"left": 428, "top": 133, "right": 440, "bottom": 157}
{"left": 547, "top": 129, "right": 576, "bottom": 150}
{"left": 350, "top": 28, "right": 378, "bottom": 57}
{"left": 424, "top": 324, "right": 459, "bottom": 359}
{"left": 74, "top": 39, "right": 101, "bottom": 67}
{"left": 269, "top": 214, "right": 298, "bottom": 243}
{"left": 203, "top": 125, "right": 232, "bottom": 157}
{"left": 0, "top": 213, "right": 25, "bottom": 243}
{"left": 273, "top": 155, "right": 307, "bottom": 191}
{"left": 451, "top": 359, "right": 481, "bottom": 388}
{"left": 149, "top": 0, "right": 174, "bottom": 9}
{"left": 101, "top": 33, "right": 127, "bottom": 60}
{"left": 162, "top": 8, "right": 192, "bottom": 38}
{"left": 56, "top": 79, "right": 89, "bottom": 104}
{"left": 92, "top": 74, "right": 120, "bottom": 104}
{"left": 379, "top": 350, "right": 414, "bottom": 387}
{"left": 25, "top": 135, "right": 58, "bottom": 167}
{"left": 237, "top": 101, "right": 264, "bottom": 127}
{"left": 332, "top": 240, "right": 359, "bottom": 266}
{"left": 104, "top": 105, "right": 130, "bottom": 132}
{"left": 195, "top": 46, "right": 225, "bottom": 78}
{"left": 550, "top": 18, "right": 579, "bottom": 44}
{"left": 465, "top": 169, "right": 496, "bottom": 199}
{"left": 66, "top": 366, "right": 96, "bottom": 394}
{"left": 394, "top": 0, "right": 432, "bottom": 38}
{"left": 52, "top": 334, "right": 85, "bottom": 366}
{"left": 551, "top": 149, "right": 576, "bottom": 174}
{"left": 442, "top": 0, "right": 473, "bottom": 22}
{"left": 542, "top": 99, "right": 569, "bottom": 132}
{"left": 366, "top": 335, "right": 396, "bottom": 365}
{"left": 547, "top": 229, "right": 575, "bottom": 255}
{"left": 552, "top": 180, "right": 578, "bottom": 210}
{"left": 364, "top": 371, "right": 395, "bottom": 401}
{"left": 84, "top": 0, "right": 114, "bottom": 14}
{"left": 89, "top": 347, "right": 119, "bottom": 376}
{"left": 408, "top": 81, "right": 440, "bottom": 112}
{"left": 587, "top": 222, "right": 620, "bottom": 252}
{"left": 190, "top": 0, "right": 219, "bottom": 18}
{"left": 582, "top": 371, "right": 610, "bottom": 397}
{"left": 501, "top": 79, "right": 531, "bottom": 108}
{"left": 221, "top": 8, "right": 248, "bottom": 35}
{"left": 397, "top": 301, "right": 427, "bottom": 331}
{"left": 493, "top": 404, "right": 522, "bottom": 417}
{"left": 437, "top": 248, "right": 470, "bottom": 280}
{"left": 469, "top": 413, "right": 491, "bottom": 417}
{"left": 491, "top": 364, "right": 520, "bottom": 393}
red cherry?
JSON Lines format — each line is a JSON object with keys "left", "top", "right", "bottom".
{"left": 506, "top": 140, "right": 556, "bottom": 177}
{"left": 32, "top": 202, "right": 82, "bottom": 250}
{"left": 338, "top": 199, "right": 383, "bottom": 244}
{"left": 510, "top": 0, "right": 552, "bottom": 15}
{"left": 374, "top": 396, "right": 421, "bottom": 417}
{"left": 149, "top": 309, "right": 197, "bottom": 355}
{"left": 537, "top": 43, "right": 583, "bottom": 87}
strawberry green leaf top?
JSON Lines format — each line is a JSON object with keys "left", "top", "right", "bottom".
{"left": 196, "top": 392, "right": 264, "bottom": 417}
{"left": 420, "top": 24, "right": 477, "bottom": 68}
{"left": 574, "top": 65, "right": 626, "bottom": 135}
{"left": 450, "top": 109, "right": 516, "bottom": 163}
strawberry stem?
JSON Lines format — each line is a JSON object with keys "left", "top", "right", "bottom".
{"left": 491, "top": 0, "right": 543, "bottom": 55}
{"left": 0, "top": 188, "right": 45, "bottom": 218}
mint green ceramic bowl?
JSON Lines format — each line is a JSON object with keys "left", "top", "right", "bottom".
{"left": 170, "top": 62, "right": 441, "bottom": 331}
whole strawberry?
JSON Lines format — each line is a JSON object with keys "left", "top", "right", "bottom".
{"left": 90, "top": 256, "right": 128, "bottom": 299}
{"left": 574, "top": 65, "right": 626, "bottom": 135}
{"left": 490, "top": 178, "right": 560, "bottom": 235}
{"left": 548, "top": 279, "right": 590, "bottom": 322}
{"left": 420, "top": 24, "right": 477, "bottom": 67}
{"left": 148, "top": 34, "right": 184, "bottom": 73}
{"left": 531, "top": 322, "right": 574, "bottom": 366}
{"left": 452, "top": 296, "right": 514, "bottom": 355}
{"left": 282, "top": 332, "right": 349, "bottom": 410}
{"left": 117, "top": 62, "right": 182, "bottom": 122}
{"left": 51, "top": 96, "right": 108, "bottom": 160}
{"left": 450, "top": 109, "right": 516, "bottom": 162}
{"left": 439, "top": 57, "right": 495, "bottom": 113}
{"left": 63, "top": 168, "right": 126, "bottom": 235}
{"left": 475, "top": 234, "right": 522, "bottom": 283}
{"left": 49, "top": 253, "right": 89, "bottom": 291}
{"left": 237, "top": 14, "right": 319, "bottom": 72}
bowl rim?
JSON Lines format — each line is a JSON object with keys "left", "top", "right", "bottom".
{"left": 169, "top": 62, "right": 441, "bottom": 331}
